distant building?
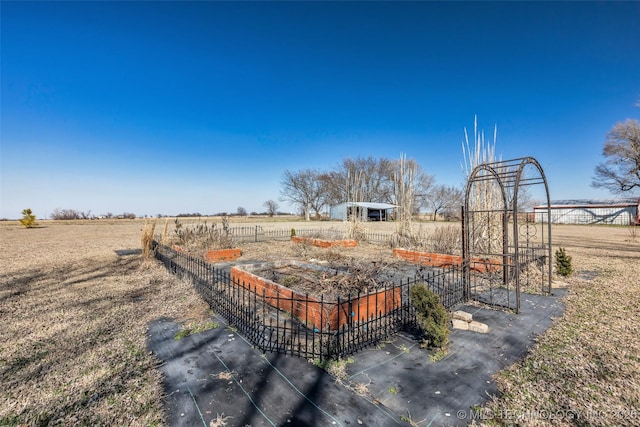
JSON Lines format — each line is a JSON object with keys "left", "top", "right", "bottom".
{"left": 329, "top": 202, "right": 396, "bottom": 222}
{"left": 533, "top": 198, "right": 640, "bottom": 225}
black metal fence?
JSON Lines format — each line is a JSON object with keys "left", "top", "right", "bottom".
{"left": 226, "top": 225, "right": 395, "bottom": 245}
{"left": 153, "top": 241, "right": 465, "bottom": 360}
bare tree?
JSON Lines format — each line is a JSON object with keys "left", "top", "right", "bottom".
{"left": 592, "top": 119, "right": 640, "bottom": 194}
{"left": 321, "top": 156, "right": 432, "bottom": 209}
{"left": 50, "top": 208, "right": 81, "bottom": 220}
{"left": 236, "top": 206, "right": 247, "bottom": 216}
{"left": 280, "top": 169, "right": 327, "bottom": 221}
{"left": 263, "top": 200, "right": 279, "bottom": 217}
{"left": 400, "top": 158, "right": 434, "bottom": 211}
{"left": 424, "top": 185, "right": 463, "bottom": 221}
{"left": 321, "top": 156, "right": 396, "bottom": 204}
{"left": 343, "top": 156, "right": 396, "bottom": 203}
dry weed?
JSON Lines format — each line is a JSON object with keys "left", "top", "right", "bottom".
{"left": 141, "top": 219, "right": 157, "bottom": 260}
{"left": 353, "top": 381, "right": 370, "bottom": 396}
{"left": 209, "top": 413, "right": 231, "bottom": 427}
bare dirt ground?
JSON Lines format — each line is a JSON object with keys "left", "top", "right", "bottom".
{"left": 1, "top": 218, "right": 639, "bottom": 426}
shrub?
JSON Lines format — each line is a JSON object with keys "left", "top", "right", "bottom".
{"left": 554, "top": 247, "right": 573, "bottom": 277}
{"left": 410, "top": 283, "right": 449, "bottom": 349}
{"left": 50, "top": 208, "right": 81, "bottom": 220}
{"left": 20, "top": 208, "right": 38, "bottom": 228}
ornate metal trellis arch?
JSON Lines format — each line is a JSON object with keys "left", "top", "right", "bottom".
{"left": 462, "top": 157, "right": 552, "bottom": 313}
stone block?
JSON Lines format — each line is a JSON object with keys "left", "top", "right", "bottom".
{"left": 451, "top": 318, "right": 469, "bottom": 330}
{"left": 469, "top": 320, "right": 490, "bottom": 334}
{"left": 452, "top": 310, "right": 473, "bottom": 323}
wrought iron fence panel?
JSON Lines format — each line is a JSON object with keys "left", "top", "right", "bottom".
{"left": 153, "top": 241, "right": 464, "bottom": 361}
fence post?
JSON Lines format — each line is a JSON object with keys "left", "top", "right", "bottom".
{"left": 335, "top": 296, "right": 341, "bottom": 359}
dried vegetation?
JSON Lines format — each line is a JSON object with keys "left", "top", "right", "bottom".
{"left": 479, "top": 225, "right": 640, "bottom": 426}
{"left": 1, "top": 219, "right": 639, "bottom": 426}
{"left": 0, "top": 220, "right": 212, "bottom": 426}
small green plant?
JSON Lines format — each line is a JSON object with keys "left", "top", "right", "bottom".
{"left": 20, "top": 208, "right": 38, "bottom": 228}
{"left": 410, "top": 283, "right": 449, "bottom": 350}
{"left": 290, "top": 228, "right": 296, "bottom": 237}
{"left": 554, "top": 247, "right": 574, "bottom": 277}
{"left": 429, "top": 347, "right": 447, "bottom": 362}
{"left": 174, "top": 321, "right": 219, "bottom": 340}
{"left": 388, "top": 386, "right": 398, "bottom": 395}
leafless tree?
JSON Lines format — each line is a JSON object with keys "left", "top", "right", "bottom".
{"left": 50, "top": 208, "right": 82, "bottom": 220}
{"left": 321, "top": 156, "right": 396, "bottom": 204}
{"left": 236, "top": 206, "right": 247, "bottom": 216}
{"left": 592, "top": 119, "right": 640, "bottom": 194}
{"left": 263, "top": 200, "right": 279, "bottom": 217}
{"left": 280, "top": 169, "right": 327, "bottom": 221}
{"left": 321, "top": 156, "right": 432, "bottom": 209}
{"left": 424, "top": 185, "right": 463, "bottom": 221}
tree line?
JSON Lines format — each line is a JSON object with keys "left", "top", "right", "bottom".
{"left": 279, "top": 155, "right": 463, "bottom": 221}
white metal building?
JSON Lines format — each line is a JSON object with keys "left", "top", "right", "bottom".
{"left": 329, "top": 202, "right": 396, "bottom": 222}
{"left": 533, "top": 198, "right": 640, "bottom": 225}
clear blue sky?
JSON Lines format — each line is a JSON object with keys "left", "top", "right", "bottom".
{"left": 2, "top": 1, "right": 639, "bottom": 219}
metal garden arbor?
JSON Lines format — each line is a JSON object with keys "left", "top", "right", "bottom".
{"left": 463, "top": 157, "right": 552, "bottom": 313}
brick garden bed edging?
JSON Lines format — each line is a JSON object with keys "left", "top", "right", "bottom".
{"left": 205, "top": 248, "right": 242, "bottom": 262}
{"left": 171, "top": 246, "right": 242, "bottom": 262}
{"left": 393, "top": 248, "right": 500, "bottom": 273}
{"left": 291, "top": 236, "right": 358, "bottom": 248}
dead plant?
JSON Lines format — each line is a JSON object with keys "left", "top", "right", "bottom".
{"left": 462, "top": 116, "right": 504, "bottom": 255}
{"left": 172, "top": 217, "right": 235, "bottom": 252}
{"left": 160, "top": 217, "right": 170, "bottom": 245}
{"left": 141, "top": 219, "right": 157, "bottom": 260}
{"left": 394, "top": 153, "right": 417, "bottom": 240}
{"left": 427, "top": 224, "right": 461, "bottom": 255}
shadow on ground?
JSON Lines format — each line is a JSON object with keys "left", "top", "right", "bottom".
{"left": 147, "top": 290, "right": 566, "bottom": 426}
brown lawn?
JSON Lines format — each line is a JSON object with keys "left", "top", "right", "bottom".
{"left": 0, "top": 218, "right": 638, "bottom": 426}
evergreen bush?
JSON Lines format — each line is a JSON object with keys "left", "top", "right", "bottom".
{"left": 410, "top": 283, "right": 449, "bottom": 349}
{"left": 20, "top": 208, "right": 38, "bottom": 228}
{"left": 554, "top": 247, "right": 573, "bottom": 277}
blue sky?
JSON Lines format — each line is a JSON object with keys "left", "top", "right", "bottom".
{"left": 2, "top": 1, "right": 639, "bottom": 219}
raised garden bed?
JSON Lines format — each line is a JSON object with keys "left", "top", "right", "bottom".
{"left": 231, "top": 260, "right": 400, "bottom": 331}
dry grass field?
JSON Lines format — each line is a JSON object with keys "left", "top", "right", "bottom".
{"left": 1, "top": 218, "right": 638, "bottom": 426}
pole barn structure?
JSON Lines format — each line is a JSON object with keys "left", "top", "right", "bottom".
{"left": 329, "top": 202, "right": 396, "bottom": 222}
{"left": 533, "top": 198, "right": 640, "bottom": 225}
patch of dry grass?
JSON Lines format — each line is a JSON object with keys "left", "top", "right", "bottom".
{"left": 0, "top": 221, "right": 210, "bottom": 426}
{"left": 479, "top": 224, "right": 640, "bottom": 426}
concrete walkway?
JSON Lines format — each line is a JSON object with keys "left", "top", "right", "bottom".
{"left": 147, "top": 289, "right": 566, "bottom": 426}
